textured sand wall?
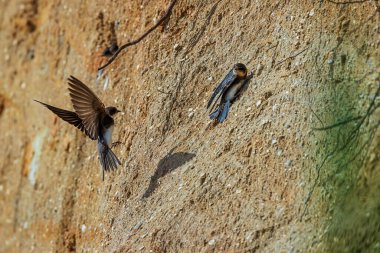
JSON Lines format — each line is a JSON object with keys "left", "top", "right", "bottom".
{"left": 0, "top": 1, "right": 379, "bottom": 252}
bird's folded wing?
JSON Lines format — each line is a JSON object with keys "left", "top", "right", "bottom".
{"left": 207, "top": 69, "right": 236, "bottom": 109}
{"left": 34, "top": 100, "right": 96, "bottom": 140}
{"left": 67, "top": 75, "right": 105, "bottom": 140}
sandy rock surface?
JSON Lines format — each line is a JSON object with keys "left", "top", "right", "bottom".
{"left": 0, "top": 1, "right": 379, "bottom": 252}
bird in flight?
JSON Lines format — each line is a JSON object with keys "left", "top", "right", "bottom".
{"left": 35, "top": 76, "right": 122, "bottom": 180}
{"left": 207, "top": 63, "right": 249, "bottom": 123}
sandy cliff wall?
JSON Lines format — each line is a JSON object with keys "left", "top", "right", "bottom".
{"left": 0, "top": 0, "right": 379, "bottom": 252}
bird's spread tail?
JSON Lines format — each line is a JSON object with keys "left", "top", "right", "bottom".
{"left": 97, "top": 141, "right": 121, "bottom": 180}
{"left": 209, "top": 100, "right": 230, "bottom": 123}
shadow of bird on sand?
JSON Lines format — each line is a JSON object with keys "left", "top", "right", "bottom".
{"left": 143, "top": 149, "right": 196, "bottom": 198}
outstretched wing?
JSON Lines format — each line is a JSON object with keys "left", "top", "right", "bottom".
{"left": 34, "top": 100, "right": 96, "bottom": 140}
{"left": 207, "top": 69, "right": 237, "bottom": 109}
{"left": 67, "top": 76, "right": 105, "bottom": 140}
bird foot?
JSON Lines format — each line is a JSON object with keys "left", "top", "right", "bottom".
{"left": 247, "top": 70, "right": 254, "bottom": 79}
{"left": 111, "top": 141, "right": 123, "bottom": 148}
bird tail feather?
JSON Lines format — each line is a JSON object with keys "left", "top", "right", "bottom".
{"left": 218, "top": 100, "right": 230, "bottom": 123}
{"left": 97, "top": 141, "right": 121, "bottom": 180}
{"left": 209, "top": 107, "right": 221, "bottom": 120}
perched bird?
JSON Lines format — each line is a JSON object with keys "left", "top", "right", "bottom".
{"left": 34, "top": 76, "right": 122, "bottom": 180}
{"left": 102, "top": 42, "right": 119, "bottom": 57}
{"left": 207, "top": 63, "right": 249, "bottom": 123}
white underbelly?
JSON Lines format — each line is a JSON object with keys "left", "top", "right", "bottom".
{"left": 225, "top": 82, "right": 243, "bottom": 100}
{"left": 103, "top": 126, "right": 113, "bottom": 146}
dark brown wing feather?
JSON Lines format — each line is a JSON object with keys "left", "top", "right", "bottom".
{"left": 207, "top": 69, "right": 237, "bottom": 109}
{"left": 67, "top": 76, "right": 105, "bottom": 140}
{"left": 34, "top": 100, "right": 96, "bottom": 140}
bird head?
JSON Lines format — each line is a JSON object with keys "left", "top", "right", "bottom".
{"left": 102, "top": 42, "right": 119, "bottom": 57}
{"left": 106, "top": 106, "right": 122, "bottom": 116}
{"left": 233, "top": 63, "right": 247, "bottom": 78}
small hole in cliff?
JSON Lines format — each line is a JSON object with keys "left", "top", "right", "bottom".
{"left": 26, "top": 20, "right": 36, "bottom": 33}
{"left": 341, "top": 54, "right": 347, "bottom": 66}
{"left": 263, "top": 91, "right": 273, "bottom": 100}
{"left": 0, "top": 95, "right": 5, "bottom": 117}
{"left": 26, "top": 48, "right": 35, "bottom": 60}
